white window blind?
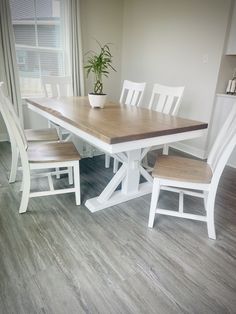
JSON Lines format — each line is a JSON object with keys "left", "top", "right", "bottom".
{"left": 10, "top": 0, "right": 69, "bottom": 97}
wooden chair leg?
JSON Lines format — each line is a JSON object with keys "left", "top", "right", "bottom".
{"left": 105, "top": 154, "right": 110, "bottom": 168}
{"left": 19, "top": 167, "right": 31, "bottom": 214}
{"left": 148, "top": 179, "right": 160, "bottom": 228}
{"left": 73, "top": 161, "right": 81, "bottom": 205}
{"left": 206, "top": 190, "right": 216, "bottom": 239}
{"left": 9, "top": 144, "right": 19, "bottom": 183}
{"left": 113, "top": 159, "right": 119, "bottom": 173}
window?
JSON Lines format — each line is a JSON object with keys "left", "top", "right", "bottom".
{"left": 10, "top": 0, "right": 69, "bottom": 97}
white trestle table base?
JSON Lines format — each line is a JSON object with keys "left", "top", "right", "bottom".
{"left": 85, "top": 182, "right": 152, "bottom": 212}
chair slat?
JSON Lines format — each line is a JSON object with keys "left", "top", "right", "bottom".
{"left": 120, "top": 80, "right": 146, "bottom": 107}
{"left": 163, "top": 95, "right": 175, "bottom": 114}
{"left": 130, "top": 90, "right": 141, "bottom": 106}
{"left": 148, "top": 83, "right": 184, "bottom": 115}
{"left": 156, "top": 94, "right": 167, "bottom": 112}
{"left": 125, "top": 90, "right": 135, "bottom": 106}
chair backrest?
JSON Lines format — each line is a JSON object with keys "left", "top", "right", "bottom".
{"left": 0, "top": 82, "right": 28, "bottom": 155}
{"left": 148, "top": 83, "right": 185, "bottom": 115}
{"left": 41, "top": 76, "right": 72, "bottom": 98}
{"left": 0, "top": 82, "right": 27, "bottom": 149}
{"left": 208, "top": 105, "right": 236, "bottom": 183}
{"left": 119, "top": 80, "right": 146, "bottom": 107}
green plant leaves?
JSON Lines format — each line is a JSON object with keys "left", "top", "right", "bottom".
{"left": 84, "top": 42, "right": 116, "bottom": 94}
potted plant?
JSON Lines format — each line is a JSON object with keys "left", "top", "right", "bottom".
{"left": 84, "top": 42, "right": 116, "bottom": 108}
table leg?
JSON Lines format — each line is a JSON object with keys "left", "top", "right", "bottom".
{"left": 85, "top": 148, "right": 153, "bottom": 212}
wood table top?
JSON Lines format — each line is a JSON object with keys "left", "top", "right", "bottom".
{"left": 27, "top": 97, "right": 208, "bottom": 144}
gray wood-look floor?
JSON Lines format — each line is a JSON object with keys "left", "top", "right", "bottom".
{"left": 0, "top": 141, "right": 236, "bottom": 314}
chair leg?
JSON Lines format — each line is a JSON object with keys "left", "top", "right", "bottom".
{"left": 19, "top": 167, "right": 31, "bottom": 214}
{"left": 105, "top": 154, "right": 110, "bottom": 168}
{"left": 68, "top": 166, "right": 73, "bottom": 185}
{"left": 148, "top": 179, "right": 160, "bottom": 228}
{"left": 203, "top": 191, "right": 208, "bottom": 211}
{"left": 73, "top": 161, "right": 81, "bottom": 205}
{"left": 113, "top": 159, "right": 119, "bottom": 173}
{"left": 9, "top": 144, "right": 19, "bottom": 183}
{"left": 206, "top": 190, "right": 216, "bottom": 240}
{"left": 163, "top": 144, "right": 169, "bottom": 155}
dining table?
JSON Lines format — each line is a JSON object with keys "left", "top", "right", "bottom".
{"left": 26, "top": 96, "right": 208, "bottom": 212}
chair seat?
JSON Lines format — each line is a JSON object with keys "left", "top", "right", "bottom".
{"left": 152, "top": 155, "right": 213, "bottom": 184}
{"left": 25, "top": 128, "right": 59, "bottom": 142}
{"left": 28, "top": 142, "right": 81, "bottom": 163}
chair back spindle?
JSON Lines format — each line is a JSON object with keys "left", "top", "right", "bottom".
{"left": 119, "top": 80, "right": 146, "bottom": 107}
{"left": 148, "top": 83, "right": 185, "bottom": 115}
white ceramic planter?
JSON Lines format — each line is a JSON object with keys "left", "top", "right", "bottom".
{"left": 88, "top": 93, "right": 107, "bottom": 108}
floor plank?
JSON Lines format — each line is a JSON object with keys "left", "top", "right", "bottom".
{"left": 0, "top": 142, "right": 236, "bottom": 314}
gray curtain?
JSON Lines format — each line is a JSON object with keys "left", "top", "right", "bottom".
{"left": 66, "top": 0, "right": 85, "bottom": 96}
{"left": 0, "top": 0, "right": 22, "bottom": 120}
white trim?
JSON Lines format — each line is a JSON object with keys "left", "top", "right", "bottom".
{"left": 170, "top": 142, "right": 206, "bottom": 159}
{"left": 227, "top": 160, "right": 236, "bottom": 168}
{"left": 216, "top": 93, "right": 236, "bottom": 99}
{"left": 111, "top": 130, "right": 206, "bottom": 154}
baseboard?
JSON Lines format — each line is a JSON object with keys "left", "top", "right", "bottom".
{"left": 227, "top": 161, "right": 236, "bottom": 169}
{"left": 170, "top": 142, "right": 206, "bottom": 159}
{"left": 0, "top": 133, "right": 9, "bottom": 142}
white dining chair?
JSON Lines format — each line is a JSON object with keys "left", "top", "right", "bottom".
{"left": 0, "top": 89, "right": 81, "bottom": 214}
{"left": 148, "top": 105, "right": 236, "bottom": 239}
{"left": 105, "top": 80, "right": 146, "bottom": 172}
{"left": 143, "top": 83, "right": 185, "bottom": 169}
{"left": 0, "top": 82, "right": 60, "bottom": 183}
{"left": 42, "top": 76, "right": 72, "bottom": 99}
{"left": 41, "top": 76, "right": 73, "bottom": 141}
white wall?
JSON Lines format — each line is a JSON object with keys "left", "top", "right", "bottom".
{"left": 80, "top": 0, "right": 124, "bottom": 101}
{"left": 216, "top": 55, "right": 236, "bottom": 94}
{"left": 216, "top": 0, "right": 236, "bottom": 94}
{"left": 121, "top": 0, "right": 231, "bottom": 158}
